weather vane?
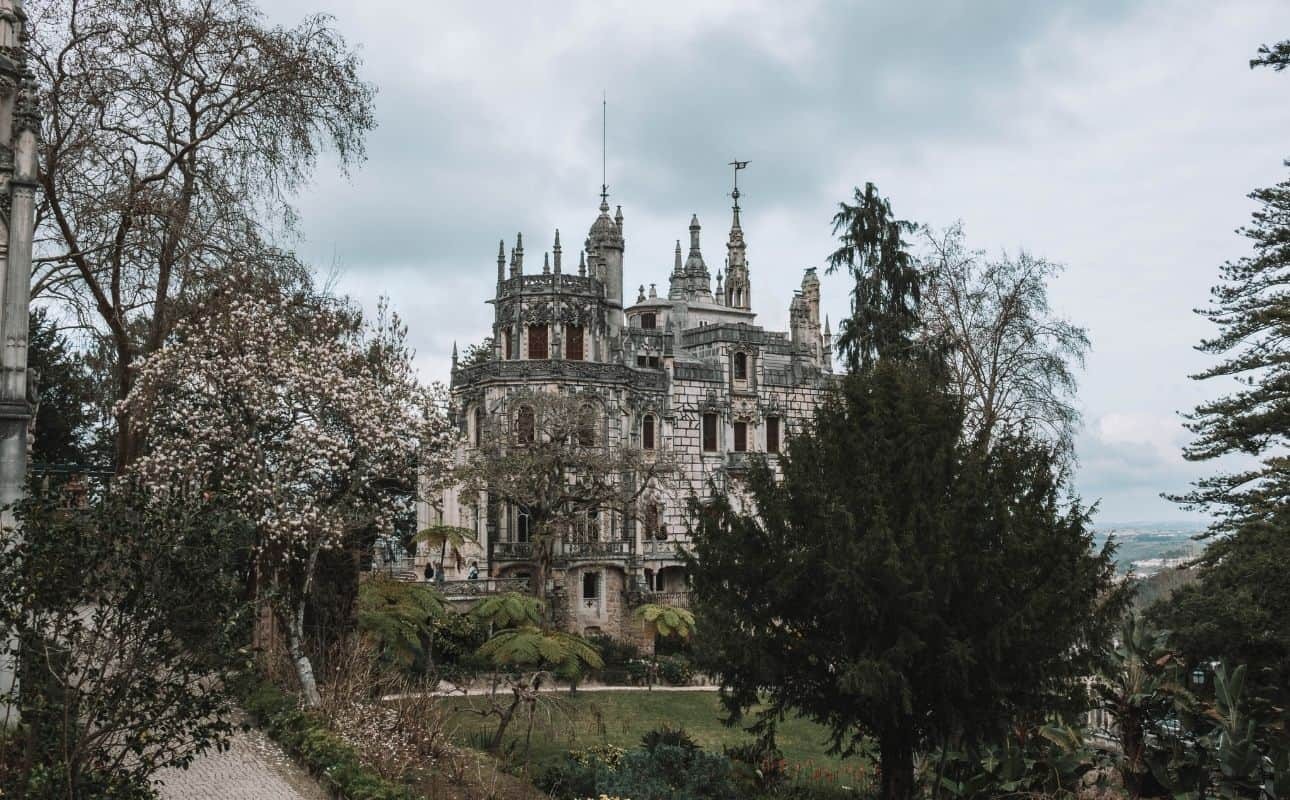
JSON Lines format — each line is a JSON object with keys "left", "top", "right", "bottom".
{"left": 729, "top": 160, "right": 750, "bottom": 207}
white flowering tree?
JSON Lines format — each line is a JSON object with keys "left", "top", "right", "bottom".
{"left": 121, "top": 287, "right": 457, "bottom": 706}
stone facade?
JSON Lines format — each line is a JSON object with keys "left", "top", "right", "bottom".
{"left": 420, "top": 181, "right": 835, "bottom": 648}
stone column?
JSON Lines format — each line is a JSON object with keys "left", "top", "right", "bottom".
{"left": 0, "top": 0, "right": 39, "bottom": 729}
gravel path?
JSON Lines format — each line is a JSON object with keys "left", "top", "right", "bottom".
{"left": 153, "top": 722, "right": 329, "bottom": 800}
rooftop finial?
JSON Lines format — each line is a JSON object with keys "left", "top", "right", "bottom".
{"left": 553, "top": 229, "right": 562, "bottom": 274}
{"left": 543, "top": 252, "right": 551, "bottom": 274}
{"left": 578, "top": 250, "right": 586, "bottom": 277}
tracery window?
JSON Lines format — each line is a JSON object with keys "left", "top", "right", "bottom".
{"left": 566, "top": 324, "right": 584, "bottom": 360}
{"left": 577, "top": 404, "right": 597, "bottom": 447}
{"left": 640, "top": 312, "right": 656, "bottom": 330}
{"left": 527, "top": 324, "right": 548, "bottom": 359}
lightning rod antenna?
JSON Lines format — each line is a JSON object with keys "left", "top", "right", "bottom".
{"left": 601, "top": 92, "right": 608, "bottom": 200}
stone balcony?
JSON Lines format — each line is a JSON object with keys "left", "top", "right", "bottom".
{"left": 491, "top": 538, "right": 636, "bottom": 563}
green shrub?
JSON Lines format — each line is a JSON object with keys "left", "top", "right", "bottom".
{"left": 725, "top": 738, "right": 788, "bottom": 792}
{"left": 601, "top": 744, "right": 739, "bottom": 800}
{"left": 641, "top": 724, "right": 699, "bottom": 754}
{"left": 239, "top": 677, "right": 420, "bottom": 800}
{"left": 657, "top": 654, "right": 694, "bottom": 685}
{"left": 588, "top": 633, "right": 642, "bottom": 668}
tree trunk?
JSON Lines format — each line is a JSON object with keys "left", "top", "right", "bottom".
{"left": 490, "top": 686, "right": 523, "bottom": 751}
{"left": 879, "top": 729, "right": 915, "bottom": 800}
{"left": 284, "top": 602, "right": 321, "bottom": 708}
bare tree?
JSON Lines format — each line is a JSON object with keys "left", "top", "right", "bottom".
{"left": 27, "top": 0, "right": 376, "bottom": 466}
{"left": 919, "top": 223, "right": 1089, "bottom": 455}
{"left": 456, "top": 392, "right": 666, "bottom": 603}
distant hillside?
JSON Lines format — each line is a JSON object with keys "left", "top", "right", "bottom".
{"left": 1092, "top": 520, "right": 1210, "bottom": 575}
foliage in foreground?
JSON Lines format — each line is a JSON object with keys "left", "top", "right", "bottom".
{"left": 0, "top": 489, "right": 252, "bottom": 798}
{"left": 240, "top": 677, "right": 420, "bottom": 800}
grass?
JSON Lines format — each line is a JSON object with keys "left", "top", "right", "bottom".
{"left": 442, "top": 689, "right": 872, "bottom": 783}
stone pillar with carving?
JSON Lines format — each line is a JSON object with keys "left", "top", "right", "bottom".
{"left": 0, "top": 0, "right": 38, "bottom": 729}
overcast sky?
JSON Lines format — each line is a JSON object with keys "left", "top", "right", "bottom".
{"left": 257, "top": 0, "right": 1290, "bottom": 524}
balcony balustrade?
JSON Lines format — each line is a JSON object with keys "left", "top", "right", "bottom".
{"left": 439, "top": 577, "right": 530, "bottom": 599}
{"left": 628, "top": 590, "right": 691, "bottom": 608}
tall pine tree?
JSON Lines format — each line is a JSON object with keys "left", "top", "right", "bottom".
{"left": 1158, "top": 40, "right": 1290, "bottom": 721}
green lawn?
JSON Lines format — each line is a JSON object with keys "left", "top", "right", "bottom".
{"left": 442, "top": 689, "right": 872, "bottom": 786}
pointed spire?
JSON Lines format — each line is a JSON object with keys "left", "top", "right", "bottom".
{"left": 673, "top": 240, "right": 682, "bottom": 273}
{"left": 578, "top": 250, "right": 586, "bottom": 277}
{"left": 824, "top": 315, "right": 831, "bottom": 335}
{"left": 514, "top": 232, "right": 524, "bottom": 274}
{"left": 497, "top": 239, "right": 506, "bottom": 283}
{"left": 553, "top": 229, "right": 562, "bottom": 273}
{"left": 614, "top": 204, "right": 623, "bottom": 229}
{"left": 451, "top": 341, "right": 459, "bottom": 368}
{"left": 543, "top": 252, "right": 551, "bottom": 274}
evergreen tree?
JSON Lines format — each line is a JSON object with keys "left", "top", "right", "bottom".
{"left": 27, "top": 308, "right": 95, "bottom": 467}
{"left": 686, "top": 363, "right": 1124, "bottom": 800}
{"left": 1159, "top": 44, "right": 1290, "bottom": 720}
{"left": 826, "top": 182, "right": 923, "bottom": 370}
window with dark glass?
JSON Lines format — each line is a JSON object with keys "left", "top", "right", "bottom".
{"left": 582, "top": 571, "right": 600, "bottom": 600}
{"left": 517, "top": 405, "right": 535, "bottom": 444}
{"left": 702, "top": 413, "right": 718, "bottom": 452}
{"left": 566, "top": 324, "right": 584, "bottom": 360}
{"left": 733, "top": 421, "right": 747, "bottom": 452}
{"left": 766, "top": 416, "right": 780, "bottom": 454}
{"left": 640, "top": 312, "right": 656, "bottom": 330}
{"left": 502, "top": 329, "right": 513, "bottom": 360}
{"left": 473, "top": 406, "right": 484, "bottom": 446}
{"left": 578, "top": 404, "right": 596, "bottom": 446}
{"left": 527, "top": 325, "right": 548, "bottom": 359}
{"left": 733, "top": 351, "right": 747, "bottom": 380}
{"left": 516, "top": 506, "right": 531, "bottom": 542}
{"left": 643, "top": 414, "right": 655, "bottom": 450}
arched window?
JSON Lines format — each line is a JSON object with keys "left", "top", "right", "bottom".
{"left": 733, "top": 351, "right": 748, "bottom": 380}
{"left": 473, "top": 406, "right": 484, "bottom": 446}
{"left": 642, "top": 414, "right": 656, "bottom": 450}
{"left": 516, "top": 506, "right": 531, "bottom": 542}
{"left": 578, "top": 404, "right": 596, "bottom": 447}
{"left": 702, "top": 413, "right": 718, "bottom": 452}
{"left": 516, "top": 405, "right": 535, "bottom": 444}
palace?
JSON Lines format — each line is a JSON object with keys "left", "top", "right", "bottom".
{"left": 421, "top": 174, "right": 835, "bottom": 646}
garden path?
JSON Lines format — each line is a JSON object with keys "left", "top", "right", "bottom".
{"left": 152, "top": 721, "right": 328, "bottom": 800}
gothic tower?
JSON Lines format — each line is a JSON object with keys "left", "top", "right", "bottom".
{"left": 724, "top": 184, "right": 750, "bottom": 310}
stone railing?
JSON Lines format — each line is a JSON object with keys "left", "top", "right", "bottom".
{"left": 492, "top": 541, "right": 535, "bottom": 560}
{"left": 628, "top": 590, "right": 691, "bottom": 608}
{"left": 497, "top": 273, "right": 603, "bottom": 297}
{"left": 560, "top": 538, "right": 633, "bottom": 560}
{"left": 439, "top": 577, "right": 530, "bottom": 599}
{"left": 641, "top": 539, "right": 691, "bottom": 560}
{"left": 452, "top": 358, "right": 667, "bottom": 390}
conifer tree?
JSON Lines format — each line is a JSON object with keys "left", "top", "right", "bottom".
{"left": 1157, "top": 40, "right": 1290, "bottom": 719}
{"left": 689, "top": 183, "right": 1124, "bottom": 800}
